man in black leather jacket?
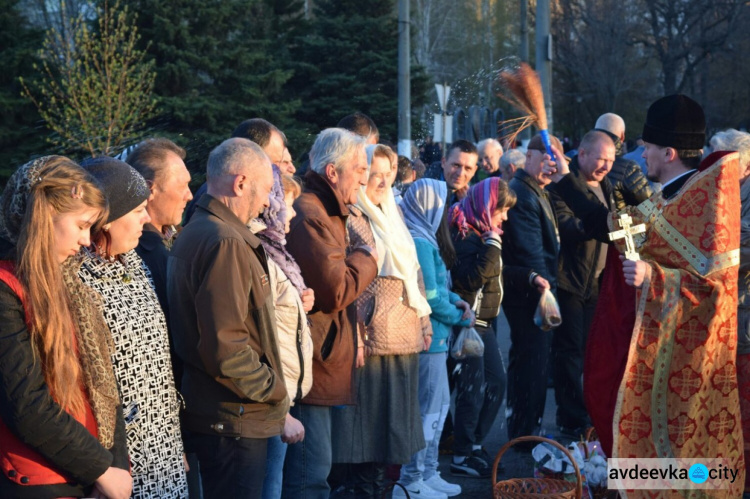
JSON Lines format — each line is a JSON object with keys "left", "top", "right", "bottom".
{"left": 595, "top": 113, "right": 654, "bottom": 210}
{"left": 547, "top": 130, "right": 616, "bottom": 437}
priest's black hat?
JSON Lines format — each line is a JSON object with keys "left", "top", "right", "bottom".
{"left": 641, "top": 94, "right": 705, "bottom": 150}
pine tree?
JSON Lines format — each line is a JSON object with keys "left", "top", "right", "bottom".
{"left": 0, "top": 0, "right": 45, "bottom": 182}
{"left": 128, "top": 0, "right": 303, "bottom": 171}
{"left": 286, "top": 0, "right": 428, "bottom": 148}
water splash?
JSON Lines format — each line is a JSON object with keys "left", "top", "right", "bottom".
{"left": 416, "top": 56, "right": 535, "bottom": 146}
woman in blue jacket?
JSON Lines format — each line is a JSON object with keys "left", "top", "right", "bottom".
{"left": 396, "top": 178, "right": 474, "bottom": 499}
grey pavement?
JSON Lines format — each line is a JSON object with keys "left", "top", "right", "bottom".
{"left": 434, "top": 310, "right": 571, "bottom": 498}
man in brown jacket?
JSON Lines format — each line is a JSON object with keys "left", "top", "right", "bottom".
{"left": 282, "top": 128, "right": 379, "bottom": 499}
{"left": 167, "top": 137, "right": 288, "bottom": 499}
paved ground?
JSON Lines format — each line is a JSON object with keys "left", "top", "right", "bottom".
{"left": 433, "top": 310, "right": 570, "bottom": 498}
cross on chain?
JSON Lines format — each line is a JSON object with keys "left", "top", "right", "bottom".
{"left": 608, "top": 213, "right": 647, "bottom": 261}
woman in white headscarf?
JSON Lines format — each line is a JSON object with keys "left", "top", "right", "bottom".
{"left": 331, "top": 145, "right": 433, "bottom": 498}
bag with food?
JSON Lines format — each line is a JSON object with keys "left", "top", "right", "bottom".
{"left": 451, "top": 326, "right": 485, "bottom": 359}
{"left": 534, "top": 288, "right": 562, "bottom": 331}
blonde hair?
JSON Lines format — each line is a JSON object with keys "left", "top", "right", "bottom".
{"left": 15, "top": 157, "right": 108, "bottom": 413}
{"left": 372, "top": 144, "right": 397, "bottom": 172}
{"left": 281, "top": 174, "right": 301, "bottom": 199}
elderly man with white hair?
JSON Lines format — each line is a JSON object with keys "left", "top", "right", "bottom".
{"left": 594, "top": 112, "right": 653, "bottom": 210}
{"left": 500, "top": 148, "right": 525, "bottom": 180}
{"left": 710, "top": 128, "right": 750, "bottom": 494}
{"left": 476, "top": 138, "right": 504, "bottom": 182}
{"left": 282, "top": 128, "right": 379, "bottom": 499}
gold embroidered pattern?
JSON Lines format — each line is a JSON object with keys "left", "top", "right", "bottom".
{"left": 637, "top": 200, "right": 739, "bottom": 276}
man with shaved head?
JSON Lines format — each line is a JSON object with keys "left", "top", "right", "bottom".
{"left": 547, "top": 130, "right": 616, "bottom": 437}
{"left": 168, "top": 138, "right": 288, "bottom": 498}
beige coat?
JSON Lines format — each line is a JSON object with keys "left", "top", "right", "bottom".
{"left": 348, "top": 209, "right": 432, "bottom": 357}
{"left": 267, "top": 258, "right": 313, "bottom": 404}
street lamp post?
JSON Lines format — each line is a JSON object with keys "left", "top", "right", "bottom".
{"left": 397, "top": 0, "right": 411, "bottom": 158}
{"left": 536, "top": 0, "right": 553, "bottom": 133}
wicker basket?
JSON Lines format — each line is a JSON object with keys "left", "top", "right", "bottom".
{"left": 581, "top": 428, "right": 615, "bottom": 499}
{"left": 492, "top": 435, "right": 583, "bottom": 499}
{"left": 584, "top": 427, "right": 598, "bottom": 445}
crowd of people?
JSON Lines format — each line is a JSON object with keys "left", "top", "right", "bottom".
{"left": 1, "top": 95, "right": 749, "bottom": 499}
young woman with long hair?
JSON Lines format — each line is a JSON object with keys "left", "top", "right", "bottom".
{"left": 0, "top": 156, "right": 131, "bottom": 499}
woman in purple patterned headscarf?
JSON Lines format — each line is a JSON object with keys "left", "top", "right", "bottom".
{"left": 446, "top": 177, "right": 520, "bottom": 478}
{"left": 451, "top": 177, "right": 511, "bottom": 238}
{"left": 253, "top": 165, "right": 314, "bottom": 499}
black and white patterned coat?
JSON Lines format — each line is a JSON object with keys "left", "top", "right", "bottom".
{"left": 78, "top": 248, "right": 188, "bottom": 499}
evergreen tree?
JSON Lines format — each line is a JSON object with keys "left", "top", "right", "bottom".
{"left": 0, "top": 0, "right": 45, "bottom": 182}
{"left": 128, "top": 0, "right": 303, "bottom": 171}
{"left": 286, "top": 0, "right": 428, "bottom": 148}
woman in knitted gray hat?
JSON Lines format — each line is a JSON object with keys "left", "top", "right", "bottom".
{"left": 76, "top": 157, "right": 188, "bottom": 499}
{"left": 0, "top": 156, "right": 132, "bottom": 499}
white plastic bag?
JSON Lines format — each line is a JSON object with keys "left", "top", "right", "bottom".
{"left": 450, "top": 327, "right": 485, "bottom": 359}
{"left": 534, "top": 289, "right": 562, "bottom": 331}
{"left": 532, "top": 441, "right": 585, "bottom": 474}
{"left": 584, "top": 454, "right": 608, "bottom": 488}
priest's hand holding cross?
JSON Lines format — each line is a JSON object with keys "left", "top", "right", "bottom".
{"left": 609, "top": 213, "right": 648, "bottom": 288}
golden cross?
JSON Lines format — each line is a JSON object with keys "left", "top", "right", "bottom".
{"left": 608, "top": 213, "right": 646, "bottom": 261}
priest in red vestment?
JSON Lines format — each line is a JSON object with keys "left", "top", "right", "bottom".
{"left": 548, "top": 94, "right": 744, "bottom": 498}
